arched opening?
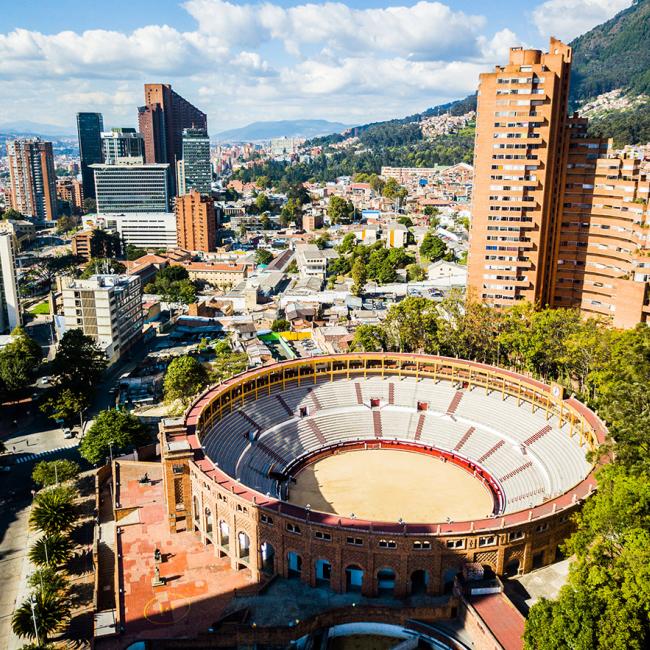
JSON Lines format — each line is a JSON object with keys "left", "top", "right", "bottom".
{"left": 237, "top": 531, "right": 250, "bottom": 561}
{"left": 410, "top": 569, "right": 428, "bottom": 595}
{"left": 505, "top": 558, "right": 520, "bottom": 577}
{"left": 442, "top": 567, "right": 459, "bottom": 594}
{"left": 204, "top": 507, "right": 213, "bottom": 541}
{"left": 377, "top": 567, "right": 396, "bottom": 596}
{"left": 345, "top": 565, "right": 363, "bottom": 593}
{"left": 219, "top": 520, "right": 230, "bottom": 552}
{"left": 193, "top": 495, "right": 200, "bottom": 530}
{"left": 287, "top": 551, "right": 302, "bottom": 578}
{"left": 315, "top": 559, "right": 332, "bottom": 586}
{"left": 261, "top": 542, "right": 275, "bottom": 575}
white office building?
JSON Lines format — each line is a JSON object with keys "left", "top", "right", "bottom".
{"left": 91, "top": 162, "right": 170, "bottom": 213}
{"left": 90, "top": 212, "right": 177, "bottom": 249}
{"left": 0, "top": 232, "right": 21, "bottom": 333}
{"left": 61, "top": 274, "right": 143, "bottom": 364}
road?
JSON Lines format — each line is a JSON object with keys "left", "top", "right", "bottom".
{"left": 0, "top": 334, "right": 157, "bottom": 647}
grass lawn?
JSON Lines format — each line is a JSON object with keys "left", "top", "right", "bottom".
{"left": 29, "top": 301, "right": 50, "bottom": 315}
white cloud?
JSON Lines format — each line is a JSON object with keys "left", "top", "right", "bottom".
{"left": 184, "top": 0, "right": 486, "bottom": 59}
{"left": 0, "top": 1, "right": 525, "bottom": 131}
{"left": 532, "top": 0, "right": 632, "bottom": 41}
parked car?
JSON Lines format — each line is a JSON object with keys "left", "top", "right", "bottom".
{"left": 63, "top": 428, "right": 74, "bottom": 439}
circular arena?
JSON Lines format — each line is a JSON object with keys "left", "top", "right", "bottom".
{"left": 160, "top": 354, "right": 606, "bottom": 598}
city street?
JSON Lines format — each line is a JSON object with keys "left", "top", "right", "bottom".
{"left": 0, "top": 333, "right": 156, "bottom": 647}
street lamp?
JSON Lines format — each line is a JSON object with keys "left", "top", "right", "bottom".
{"left": 30, "top": 595, "right": 40, "bottom": 646}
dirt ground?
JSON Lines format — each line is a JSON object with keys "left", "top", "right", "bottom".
{"left": 289, "top": 449, "right": 493, "bottom": 523}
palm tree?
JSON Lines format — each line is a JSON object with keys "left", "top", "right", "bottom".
{"left": 29, "top": 534, "right": 72, "bottom": 568}
{"left": 27, "top": 568, "right": 70, "bottom": 596}
{"left": 11, "top": 590, "right": 70, "bottom": 642}
{"left": 29, "top": 486, "right": 77, "bottom": 535}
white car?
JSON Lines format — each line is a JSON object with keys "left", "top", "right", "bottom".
{"left": 63, "top": 428, "right": 74, "bottom": 439}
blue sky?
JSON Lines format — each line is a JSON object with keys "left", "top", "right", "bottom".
{"left": 0, "top": 1, "right": 632, "bottom": 133}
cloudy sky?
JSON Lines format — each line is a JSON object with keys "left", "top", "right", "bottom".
{"left": 0, "top": 0, "right": 632, "bottom": 133}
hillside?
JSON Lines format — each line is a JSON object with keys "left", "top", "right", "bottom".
{"left": 214, "top": 119, "right": 351, "bottom": 142}
{"left": 570, "top": 0, "right": 650, "bottom": 103}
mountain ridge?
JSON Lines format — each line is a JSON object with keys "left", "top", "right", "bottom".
{"left": 214, "top": 119, "right": 352, "bottom": 142}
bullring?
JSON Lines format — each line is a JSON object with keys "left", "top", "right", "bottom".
{"left": 159, "top": 353, "right": 605, "bottom": 598}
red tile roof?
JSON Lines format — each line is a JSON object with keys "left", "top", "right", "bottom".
{"left": 472, "top": 593, "right": 525, "bottom": 650}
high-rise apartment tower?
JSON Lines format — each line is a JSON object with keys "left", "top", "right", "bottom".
{"left": 175, "top": 189, "right": 216, "bottom": 252}
{"left": 177, "top": 128, "right": 212, "bottom": 196}
{"left": 6, "top": 138, "right": 58, "bottom": 221}
{"left": 468, "top": 38, "right": 573, "bottom": 308}
{"left": 77, "top": 112, "right": 104, "bottom": 200}
{"left": 137, "top": 84, "right": 207, "bottom": 194}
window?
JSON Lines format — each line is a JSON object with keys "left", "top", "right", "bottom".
{"left": 260, "top": 514, "right": 273, "bottom": 525}
{"left": 315, "top": 531, "right": 332, "bottom": 541}
{"left": 413, "top": 541, "right": 431, "bottom": 550}
{"left": 535, "top": 523, "right": 549, "bottom": 533}
{"left": 286, "top": 523, "right": 301, "bottom": 534}
{"left": 446, "top": 539, "right": 465, "bottom": 549}
{"left": 379, "top": 539, "right": 397, "bottom": 548}
{"left": 346, "top": 537, "right": 363, "bottom": 546}
{"left": 479, "top": 536, "right": 496, "bottom": 547}
{"left": 509, "top": 531, "right": 525, "bottom": 541}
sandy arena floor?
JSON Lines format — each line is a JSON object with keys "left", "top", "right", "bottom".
{"left": 288, "top": 449, "right": 494, "bottom": 523}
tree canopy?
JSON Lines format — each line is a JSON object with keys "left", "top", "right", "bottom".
{"left": 79, "top": 409, "right": 148, "bottom": 464}
{"left": 0, "top": 327, "right": 42, "bottom": 396}
{"left": 163, "top": 355, "right": 210, "bottom": 405}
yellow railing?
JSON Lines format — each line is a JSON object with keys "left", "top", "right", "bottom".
{"left": 194, "top": 354, "right": 600, "bottom": 451}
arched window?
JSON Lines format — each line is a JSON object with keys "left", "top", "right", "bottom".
{"left": 345, "top": 565, "right": 363, "bottom": 593}
{"left": 219, "top": 520, "right": 230, "bottom": 549}
{"left": 193, "top": 495, "right": 200, "bottom": 522}
{"left": 377, "top": 567, "right": 396, "bottom": 596}
{"left": 410, "top": 569, "right": 428, "bottom": 595}
{"left": 238, "top": 531, "right": 250, "bottom": 559}
{"left": 315, "top": 559, "right": 331, "bottom": 586}
{"left": 261, "top": 542, "right": 275, "bottom": 575}
{"left": 205, "top": 507, "right": 213, "bottom": 535}
{"left": 287, "top": 551, "right": 302, "bottom": 578}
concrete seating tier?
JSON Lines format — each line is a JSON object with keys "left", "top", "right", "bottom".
{"left": 199, "top": 377, "right": 592, "bottom": 515}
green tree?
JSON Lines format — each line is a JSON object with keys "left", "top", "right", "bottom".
{"left": 79, "top": 409, "right": 148, "bottom": 464}
{"left": 30, "top": 486, "right": 77, "bottom": 536}
{"left": 27, "top": 568, "right": 70, "bottom": 597}
{"left": 80, "top": 258, "right": 126, "bottom": 278}
{"left": 384, "top": 296, "right": 440, "bottom": 353}
{"left": 406, "top": 263, "right": 426, "bottom": 282}
{"left": 255, "top": 193, "right": 271, "bottom": 214}
{"left": 271, "top": 318, "right": 290, "bottom": 332}
{"left": 327, "top": 196, "right": 354, "bottom": 224}
{"left": 420, "top": 232, "right": 448, "bottom": 262}
{"left": 12, "top": 590, "right": 70, "bottom": 643}
{"left": 50, "top": 330, "right": 106, "bottom": 394}
{"left": 89, "top": 230, "right": 121, "bottom": 258}
{"left": 83, "top": 197, "right": 96, "bottom": 213}
{"left": 525, "top": 463, "right": 650, "bottom": 650}
{"left": 125, "top": 244, "right": 147, "bottom": 261}
{"left": 55, "top": 215, "right": 77, "bottom": 234}
{"left": 1, "top": 207, "right": 23, "bottom": 220}
{"left": 351, "top": 257, "right": 367, "bottom": 296}
{"left": 314, "top": 233, "right": 330, "bottom": 250}
{"left": 211, "top": 351, "right": 248, "bottom": 383}
{"left": 255, "top": 249, "right": 274, "bottom": 265}
{"left": 0, "top": 327, "right": 42, "bottom": 395}
{"left": 163, "top": 356, "right": 210, "bottom": 405}
{"left": 338, "top": 233, "right": 357, "bottom": 254}
{"left": 32, "top": 460, "right": 80, "bottom": 488}
{"left": 280, "top": 198, "right": 302, "bottom": 226}
{"left": 260, "top": 214, "right": 272, "bottom": 230}
{"left": 145, "top": 266, "right": 197, "bottom": 305}
{"left": 350, "top": 324, "right": 386, "bottom": 352}
{"left": 28, "top": 534, "right": 72, "bottom": 568}
{"left": 40, "top": 388, "right": 88, "bottom": 424}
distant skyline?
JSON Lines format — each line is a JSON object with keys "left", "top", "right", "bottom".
{"left": 0, "top": 0, "right": 633, "bottom": 132}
